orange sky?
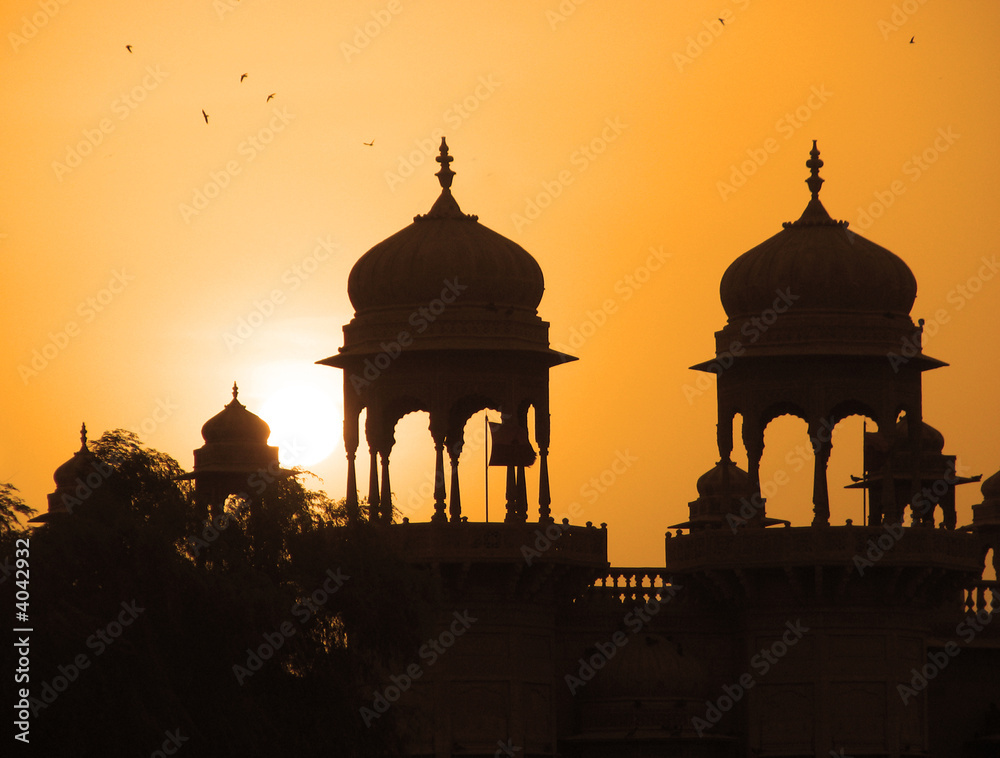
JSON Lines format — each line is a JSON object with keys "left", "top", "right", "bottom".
{"left": 2, "top": 0, "right": 999, "bottom": 566}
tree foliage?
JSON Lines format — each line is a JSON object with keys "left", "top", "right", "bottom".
{"left": 9, "top": 429, "right": 428, "bottom": 757}
{"left": 0, "top": 482, "right": 35, "bottom": 537}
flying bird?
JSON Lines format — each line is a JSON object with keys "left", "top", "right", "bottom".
{"left": 910, "top": 36, "right": 915, "bottom": 43}
{"left": 266, "top": 93, "right": 275, "bottom": 102}
{"left": 718, "top": 17, "right": 725, "bottom": 25}
{"left": 202, "top": 109, "right": 209, "bottom": 124}
{"left": 240, "top": 73, "right": 248, "bottom": 82}
{"left": 125, "top": 44, "right": 132, "bottom": 53}
{"left": 363, "top": 139, "right": 374, "bottom": 146}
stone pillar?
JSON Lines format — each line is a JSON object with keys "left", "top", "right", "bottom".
{"left": 449, "top": 448, "right": 462, "bottom": 522}
{"left": 810, "top": 420, "right": 832, "bottom": 527}
{"left": 368, "top": 449, "right": 381, "bottom": 523}
{"left": 504, "top": 465, "right": 520, "bottom": 523}
{"left": 744, "top": 421, "right": 765, "bottom": 515}
{"left": 344, "top": 403, "right": 361, "bottom": 524}
{"left": 380, "top": 451, "right": 392, "bottom": 525}
{"left": 432, "top": 439, "right": 447, "bottom": 523}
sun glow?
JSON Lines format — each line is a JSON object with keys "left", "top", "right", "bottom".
{"left": 260, "top": 380, "right": 341, "bottom": 468}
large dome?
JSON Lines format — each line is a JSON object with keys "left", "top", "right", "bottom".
{"left": 720, "top": 143, "right": 916, "bottom": 319}
{"left": 347, "top": 139, "right": 544, "bottom": 315}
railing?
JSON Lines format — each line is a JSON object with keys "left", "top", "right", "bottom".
{"left": 582, "top": 567, "right": 677, "bottom": 604}
{"left": 963, "top": 579, "right": 998, "bottom": 615}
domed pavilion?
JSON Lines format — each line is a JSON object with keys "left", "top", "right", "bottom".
{"left": 179, "top": 383, "right": 293, "bottom": 522}
{"left": 692, "top": 142, "right": 946, "bottom": 527}
{"left": 320, "top": 138, "right": 575, "bottom": 525}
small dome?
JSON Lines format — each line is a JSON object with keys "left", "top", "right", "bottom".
{"left": 720, "top": 143, "right": 916, "bottom": 320}
{"left": 52, "top": 423, "right": 101, "bottom": 490}
{"left": 31, "top": 424, "right": 107, "bottom": 521}
{"left": 347, "top": 139, "right": 544, "bottom": 316}
{"left": 201, "top": 383, "right": 270, "bottom": 445}
{"left": 982, "top": 469, "right": 1000, "bottom": 501}
{"left": 896, "top": 416, "right": 945, "bottom": 454}
{"left": 973, "top": 468, "right": 1000, "bottom": 529}
{"left": 696, "top": 459, "right": 751, "bottom": 499}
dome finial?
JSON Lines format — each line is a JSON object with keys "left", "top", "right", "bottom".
{"left": 79, "top": 422, "right": 88, "bottom": 450}
{"left": 806, "top": 140, "right": 824, "bottom": 200}
{"left": 435, "top": 137, "right": 455, "bottom": 190}
{"left": 232, "top": 382, "right": 239, "bottom": 400}
{"left": 783, "top": 141, "right": 844, "bottom": 228}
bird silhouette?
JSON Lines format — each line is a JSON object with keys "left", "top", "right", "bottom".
{"left": 910, "top": 36, "right": 915, "bottom": 43}
{"left": 266, "top": 93, "right": 275, "bottom": 102}
{"left": 240, "top": 73, "right": 248, "bottom": 82}
{"left": 363, "top": 139, "right": 374, "bottom": 146}
{"left": 125, "top": 44, "right": 132, "bottom": 53}
{"left": 202, "top": 110, "right": 209, "bottom": 124}
{"left": 718, "top": 17, "right": 725, "bottom": 25}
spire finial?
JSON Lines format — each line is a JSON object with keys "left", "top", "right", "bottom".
{"left": 80, "top": 422, "right": 88, "bottom": 449}
{"left": 232, "top": 382, "right": 239, "bottom": 400}
{"left": 784, "top": 141, "right": 845, "bottom": 228}
{"left": 435, "top": 137, "right": 455, "bottom": 190}
{"left": 806, "top": 140, "right": 824, "bottom": 200}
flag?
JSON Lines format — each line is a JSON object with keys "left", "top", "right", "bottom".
{"left": 488, "top": 421, "right": 536, "bottom": 467}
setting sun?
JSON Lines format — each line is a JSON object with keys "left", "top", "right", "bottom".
{"left": 259, "top": 377, "right": 341, "bottom": 468}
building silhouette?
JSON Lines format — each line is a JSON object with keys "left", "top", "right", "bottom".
{"left": 35, "top": 139, "right": 1000, "bottom": 757}
{"left": 314, "top": 139, "right": 1000, "bottom": 756}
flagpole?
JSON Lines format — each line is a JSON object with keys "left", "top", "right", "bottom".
{"left": 485, "top": 412, "right": 489, "bottom": 522}
{"left": 862, "top": 418, "right": 867, "bottom": 526}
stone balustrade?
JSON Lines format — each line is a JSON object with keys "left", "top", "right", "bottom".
{"left": 963, "top": 579, "right": 998, "bottom": 615}
{"left": 579, "top": 568, "right": 678, "bottom": 605}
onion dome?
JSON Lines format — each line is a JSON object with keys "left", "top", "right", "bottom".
{"left": 200, "top": 383, "right": 271, "bottom": 445}
{"left": 696, "top": 458, "right": 751, "bottom": 499}
{"left": 983, "top": 469, "right": 1000, "bottom": 501}
{"left": 324, "top": 138, "right": 568, "bottom": 361}
{"left": 53, "top": 423, "right": 101, "bottom": 489}
{"left": 347, "top": 138, "right": 544, "bottom": 316}
{"left": 973, "top": 468, "right": 1000, "bottom": 529}
{"left": 32, "top": 424, "right": 108, "bottom": 521}
{"left": 180, "top": 385, "right": 291, "bottom": 517}
{"left": 698, "top": 142, "right": 943, "bottom": 365}
{"left": 670, "top": 460, "right": 789, "bottom": 531}
{"left": 720, "top": 142, "right": 917, "bottom": 319}
{"left": 895, "top": 416, "right": 945, "bottom": 453}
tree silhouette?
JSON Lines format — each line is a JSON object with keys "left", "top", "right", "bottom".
{"left": 0, "top": 482, "right": 35, "bottom": 537}
{"left": 15, "top": 429, "right": 427, "bottom": 757}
